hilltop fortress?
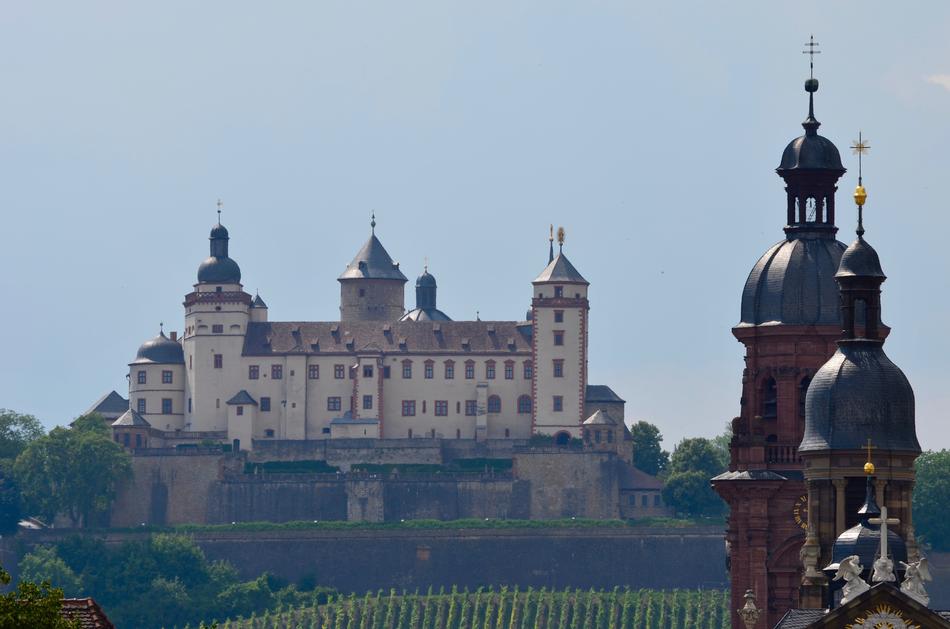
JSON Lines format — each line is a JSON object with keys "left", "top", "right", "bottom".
{"left": 86, "top": 219, "right": 666, "bottom": 526}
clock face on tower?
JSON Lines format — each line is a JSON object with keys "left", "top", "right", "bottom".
{"left": 793, "top": 494, "right": 809, "bottom": 531}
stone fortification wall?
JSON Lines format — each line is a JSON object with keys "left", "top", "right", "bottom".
{"left": 109, "top": 443, "right": 629, "bottom": 526}
{"left": 249, "top": 438, "right": 523, "bottom": 470}
{"left": 21, "top": 527, "right": 728, "bottom": 594}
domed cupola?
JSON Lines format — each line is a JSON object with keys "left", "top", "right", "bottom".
{"left": 738, "top": 69, "right": 850, "bottom": 328}
{"left": 801, "top": 174, "right": 920, "bottom": 455}
{"left": 400, "top": 266, "right": 451, "bottom": 322}
{"left": 824, "top": 476, "right": 907, "bottom": 578}
{"left": 197, "top": 213, "right": 242, "bottom": 284}
{"left": 132, "top": 330, "right": 185, "bottom": 365}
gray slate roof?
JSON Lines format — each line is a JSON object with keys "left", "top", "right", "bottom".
{"left": 711, "top": 470, "right": 788, "bottom": 482}
{"left": 112, "top": 409, "right": 150, "bottom": 427}
{"left": 619, "top": 466, "right": 664, "bottom": 491}
{"left": 84, "top": 391, "right": 129, "bottom": 421}
{"left": 836, "top": 235, "right": 886, "bottom": 279}
{"left": 801, "top": 340, "right": 919, "bottom": 454}
{"left": 339, "top": 234, "right": 408, "bottom": 282}
{"left": 585, "top": 385, "right": 625, "bottom": 404}
{"left": 243, "top": 321, "right": 532, "bottom": 356}
{"left": 400, "top": 308, "right": 452, "bottom": 322}
{"left": 226, "top": 390, "right": 258, "bottom": 406}
{"left": 738, "top": 235, "right": 847, "bottom": 327}
{"left": 132, "top": 332, "right": 185, "bottom": 365}
{"left": 773, "top": 609, "right": 826, "bottom": 629}
{"left": 583, "top": 410, "right": 618, "bottom": 426}
{"left": 534, "top": 253, "right": 588, "bottom": 285}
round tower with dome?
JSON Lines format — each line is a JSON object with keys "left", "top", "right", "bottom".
{"left": 338, "top": 216, "right": 408, "bottom": 322}
{"left": 712, "top": 58, "right": 871, "bottom": 626}
{"left": 182, "top": 213, "right": 253, "bottom": 435}
{"left": 127, "top": 327, "right": 185, "bottom": 432}
{"left": 797, "top": 171, "right": 921, "bottom": 608}
{"left": 400, "top": 267, "right": 451, "bottom": 322}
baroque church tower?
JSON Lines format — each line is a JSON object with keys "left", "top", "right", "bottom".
{"left": 712, "top": 60, "right": 862, "bottom": 627}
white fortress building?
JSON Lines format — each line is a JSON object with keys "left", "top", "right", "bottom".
{"left": 102, "top": 217, "right": 626, "bottom": 452}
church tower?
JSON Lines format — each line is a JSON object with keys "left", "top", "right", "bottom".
{"left": 182, "top": 213, "right": 252, "bottom": 435}
{"left": 339, "top": 216, "right": 408, "bottom": 322}
{"left": 712, "top": 50, "right": 861, "bottom": 627}
{"left": 798, "top": 170, "right": 921, "bottom": 607}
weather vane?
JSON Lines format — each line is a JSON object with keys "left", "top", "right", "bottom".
{"left": 802, "top": 35, "right": 820, "bottom": 79}
{"left": 216, "top": 198, "right": 223, "bottom": 223}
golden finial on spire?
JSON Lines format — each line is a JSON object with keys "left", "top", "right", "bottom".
{"left": 851, "top": 132, "right": 870, "bottom": 235}
{"left": 864, "top": 438, "right": 876, "bottom": 475}
{"left": 557, "top": 226, "right": 565, "bottom": 246}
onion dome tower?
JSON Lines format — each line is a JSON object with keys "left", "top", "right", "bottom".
{"left": 798, "top": 154, "right": 921, "bottom": 609}
{"left": 400, "top": 266, "right": 451, "bottom": 321}
{"left": 338, "top": 215, "right": 408, "bottom": 322}
{"left": 197, "top": 217, "right": 242, "bottom": 284}
{"left": 712, "top": 43, "right": 865, "bottom": 628}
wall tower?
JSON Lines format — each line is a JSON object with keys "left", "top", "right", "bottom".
{"left": 339, "top": 217, "right": 407, "bottom": 322}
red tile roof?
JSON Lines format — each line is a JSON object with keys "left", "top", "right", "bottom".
{"left": 60, "top": 598, "right": 114, "bottom": 629}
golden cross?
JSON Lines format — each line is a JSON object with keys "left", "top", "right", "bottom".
{"left": 851, "top": 132, "right": 871, "bottom": 183}
{"left": 802, "top": 35, "right": 821, "bottom": 79}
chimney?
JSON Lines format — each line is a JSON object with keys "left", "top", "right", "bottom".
{"left": 170, "top": 331, "right": 178, "bottom": 342}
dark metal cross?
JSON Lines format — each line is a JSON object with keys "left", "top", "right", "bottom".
{"left": 216, "top": 198, "right": 223, "bottom": 223}
{"left": 851, "top": 132, "right": 871, "bottom": 183}
{"left": 803, "top": 35, "right": 821, "bottom": 79}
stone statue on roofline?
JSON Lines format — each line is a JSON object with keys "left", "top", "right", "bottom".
{"left": 900, "top": 557, "right": 932, "bottom": 606}
{"left": 834, "top": 555, "right": 870, "bottom": 604}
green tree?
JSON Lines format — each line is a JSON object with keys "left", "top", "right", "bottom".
{"left": 662, "top": 471, "right": 726, "bottom": 518}
{"left": 668, "top": 438, "right": 727, "bottom": 478}
{"left": 913, "top": 449, "right": 950, "bottom": 551}
{"left": 0, "top": 460, "right": 21, "bottom": 534}
{"left": 0, "top": 410, "right": 44, "bottom": 461}
{"left": 14, "top": 424, "right": 131, "bottom": 527}
{"left": 629, "top": 422, "right": 669, "bottom": 476}
{"left": 18, "top": 546, "right": 83, "bottom": 598}
{"left": 0, "top": 563, "right": 79, "bottom": 629}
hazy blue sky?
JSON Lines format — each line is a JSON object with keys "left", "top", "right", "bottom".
{"left": 2, "top": 2, "right": 949, "bottom": 451}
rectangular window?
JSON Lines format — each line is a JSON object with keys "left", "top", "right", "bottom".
{"left": 383, "top": 366, "right": 391, "bottom": 379}
{"left": 236, "top": 406, "right": 244, "bottom": 416}
{"left": 249, "top": 365, "right": 260, "bottom": 380}
{"left": 402, "top": 363, "right": 412, "bottom": 379}
{"left": 654, "top": 495, "right": 661, "bottom": 507}
{"left": 137, "top": 370, "right": 146, "bottom": 384}
{"left": 465, "top": 400, "right": 477, "bottom": 416}
{"left": 363, "top": 365, "right": 374, "bottom": 378}
{"left": 554, "top": 310, "right": 564, "bottom": 323}
{"left": 363, "top": 395, "right": 373, "bottom": 410}
{"left": 401, "top": 400, "right": 416, "bottom": 416}
{"left": 554, "top": 286, "right": 564, "bottom": 298}
{"left": 553, "top": 331, "right": 564, "bottom": 346}
{"left": 271, "top": 364, "right": 283, "bottom": 379}
{"left": 465, "top": 363, "right": 475, "bottom": 379}
{"left": 435, "top": 400, "right": 448, "bottom": 416}
{"left": 334, "top": 364, "right": 345, "bottom": 379}
{"left": 524, "top": 362, "right": 533, "bottom": 379}
{"left": 444, "top": 363, "right": 455, "bottom": 379}
{"left": 424, "top": 363, "right": 434, "bottom": 379}
{"left": 260, "top": 397, "right": 271, "bottom": 412}
{"left": 212, "top": 324, "right": 224, "bottom": 334}
{"left": 188, "top": 398, "right": 192, "bottom": 413}
{"left": 162, "top": 398, "right": 172, "bottom": 414}
{"left": 214, "top": 354, "right": 223, "bottom": 369}
{"left": 553, "top": 359, "right": 564, "bottom": 378}
{"left": 486, "top": 362, "right": 496, "bottom": 380}
{"left": 309, "top": 365, "right": 319, "bottom": 379}
{"left": 553, "top": 396, "right": 564, "bottom": 412}
{"left": 327, "top": 397, "right": 342, "bottom": 411}
{"left": 504, "top": 363, "right": 514, "bottom": 380}
{"left": 641, "top": 494, "right": 649, "bottom": 507}
{"left": 161, "top": 370, "right": 173, "bottom": 384}
{"left": 137, "top": 398, "right": 146, "bottom": 413}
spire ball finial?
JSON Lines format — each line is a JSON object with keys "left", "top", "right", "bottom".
{"left": 549, "top": 224, "right": 554, "bottom": 243}
{"left": 371, "top": 212, "right": 376, "bottom": 234}
{"left": 216, "top": 198, "right": 223, "bottom": 224}
{"left": 864, "top": 438, "right": 876, "bottom": 475}
{"left": 557, "top": 226, "right": 565, "bottom": 248}
{"left": 851, "top": 132, "right": 871, "bottom": 235}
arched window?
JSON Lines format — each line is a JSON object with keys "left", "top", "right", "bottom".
{"left": 799, "top": 376, "right": 812, "bottom": 420}
{"left": 487, "top": 395, "right": 501, "bottom": 413}
{"left": 555, "top": 431, "right": 571, "bottom": 446}
{"left": 762, "top": 377, "right": 778, "bottom": 420}
{"left": 517, "top": 395, "right": 532, "bottom": 414}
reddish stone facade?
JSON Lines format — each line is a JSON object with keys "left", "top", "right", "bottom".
{"left": 715, "top": 324, "right": 841, "bottom": 628}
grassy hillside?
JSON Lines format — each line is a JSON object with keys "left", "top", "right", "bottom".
{"left": 215, "top": 587, "right": 730, "bottom": 629}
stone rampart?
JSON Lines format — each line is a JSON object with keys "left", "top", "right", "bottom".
{"left": 20, "top": 526, "right": 728, "bottom": 594}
